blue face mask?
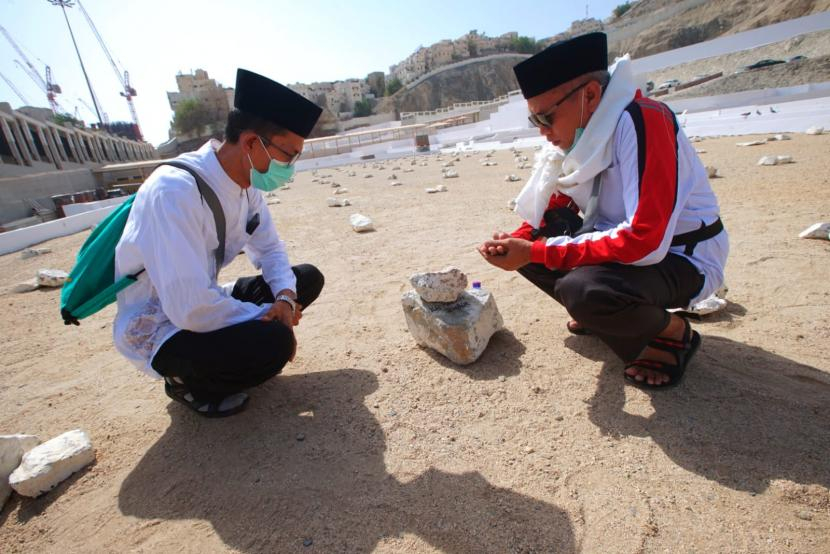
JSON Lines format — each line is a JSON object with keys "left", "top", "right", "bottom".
{"left": 248, "top": 137, "right": 294, "bottom": 192}
{"left": 566, "top": 89, "right": 586, "bottom": 154}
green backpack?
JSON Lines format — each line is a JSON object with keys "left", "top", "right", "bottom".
{"left": 60, "top": 161, "right": 226, "bottom": 325}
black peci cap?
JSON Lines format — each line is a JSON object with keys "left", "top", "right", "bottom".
{"left": 513, "top": 32, "right": 608, "bottom": 99}
{"left": 234, "top": 68, "right": 323, "bottom": 138}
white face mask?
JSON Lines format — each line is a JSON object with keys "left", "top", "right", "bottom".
{"left": 566, "top": 89, "right": 586, "bottom": 154}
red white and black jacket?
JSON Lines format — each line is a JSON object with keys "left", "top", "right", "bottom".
{"left": 511, "top": 92, "right": 728, "bottom": 306}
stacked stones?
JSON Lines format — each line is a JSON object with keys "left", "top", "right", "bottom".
{"left": 401, "top": 267, "right": 503, "bottom": 365}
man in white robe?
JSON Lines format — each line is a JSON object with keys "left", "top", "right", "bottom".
{"left": 114, "top": 69, "right": 324, "bottom": 416}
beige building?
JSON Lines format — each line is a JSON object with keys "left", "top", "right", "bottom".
{"left": 167, "top": 69, "right": 233, "bottom": 125}
{"left": 427, "top": 40, "right": 455, "bottom": 68}
{"left": 289, "top": 79, "right": 371, "bottom": 117}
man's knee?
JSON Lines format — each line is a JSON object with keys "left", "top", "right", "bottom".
{"left": 553, "top": 268, "right": 618, "bottom": 320}
{"left": 294, "top": 263, "right": 324, "bottom": 307}
{"left": 250, "top": 320, "right": 295, "bottom": 375}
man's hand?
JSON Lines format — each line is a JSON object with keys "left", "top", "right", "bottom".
{"left": 478, "top": 235, "right": 533, "bottom": 271}
{"left": 261, "top": 300, "right": 294, "bottom": 328}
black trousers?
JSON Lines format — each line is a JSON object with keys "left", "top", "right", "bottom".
{"left": 518, "top": 255, "right": 703, "bottom": 362}
{"left": 152, "top": 264, "right": 324, "bottom": 402}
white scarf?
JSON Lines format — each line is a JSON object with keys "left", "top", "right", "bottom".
{"left": 515, "top": 56, "right": 637, "bottom": 228}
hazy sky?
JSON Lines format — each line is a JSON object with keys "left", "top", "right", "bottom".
{"left": 0, "top": 0, "right": 624, "bottom": 145}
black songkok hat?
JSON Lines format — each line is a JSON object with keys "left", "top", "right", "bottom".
{"left": 513, "top": 32, "right": 608, "bottom": 99}
{"left": 234, "top": 68, "right": 323, "bottom": 138}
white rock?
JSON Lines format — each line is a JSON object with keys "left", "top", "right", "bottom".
{"left": 505, "top": 174, "right": 521, "bottom": 182}
{"left": 805, "top": 126, "right": 824, "bottom": 135}
{"left": 334, "top": 187, "right": 349, "bottom": 194}
{"left": 326, "top": 197, "right": 351, "bottom": 207}
{"left": 347, "top": 171, "right": 356, "bottom": 177}
{"left": 364, "top": 174, "right": 373, "bottom": 178}
{"left": 9, "top": 429, "right": 95, "bottom": 498}
{"left": 387, "top": 174, "right": 397, "bottom": 180}
{"left": 798, "top": 222, "right": 830, "bottom": 239}
{"left": 695, "top": 149, "right": 707, "bottom": 154}
{"left": 349, "top": 213, "right": 374, "bottom": 233}
{"left": 330, "top": 182, "right": 340, "bottom": 188}
{"left": 1, "top": 434, "right": 40, "bottom": 509}
{"left": 768, "top": 134, "right": 791, "bottom": 141}
{"left": 390, "top": 181, "right": 403, "bottom": 187}
{"left": 36, "top": 269, "right": 69, "bottom": 288}
{"left": 410, "top": 267, "right": 467, "bottom": 303}
{"left": 12, "top": 278, "right": 40, "bottom": 293}
{"left": 281, "top": 185, "right": 291, "bottom": 191}
{"left": 686, "top": 295, "right": 727, "bottom": 316}
{"left": 508, "top": 199, "right": 517, "bottom": 210}
{"left": 20, "top": 248, "right": 52, "bottom": 260}
{"left": 311, "top": 178, "right": 320, "bottom": 183}
{"left": 705, "top": 166, "right": 719, "bottom": 178}
{"left": 420, "top": 162, "right": 428, "bottom": 167}
{"left": 426, "top": 187, "right": 439, "bottom": 194}
{"left": 442, "top": 161, "right": 455, "bottom": 167}
{"left": 392, "top": 166, "right": 401, "bottom": 171}
{"left": 403, "top": 168, "right": 415, "bottom": 173}
{"left": 436, "top": 184, "right": 448, "bottom": 192}
{"left": 736, "top": 140, "right": 766, "bottom": 147}
{"left": 443, "top": 170, "right": 458, "bottom": 179}
{"left": 776, "top": 155, "right": 793, "bottom": 164}
{"left": 758, "top": 155, "right": 777, "bottom": 166}
{"left": 481, "top": 161, "right": 498, "bottom": 167}
{"left": 402, "top": 288, "right": 504, "bottom": 365}
{"left": 266, "top": 197, "right": 281, "bottom": 205}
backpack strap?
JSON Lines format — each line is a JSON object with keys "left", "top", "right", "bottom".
{"left": 160, "top": 161, "right": 226, "bottom": 274}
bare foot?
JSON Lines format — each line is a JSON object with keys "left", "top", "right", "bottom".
{"left": 624, "top": 315, "right": 687, "bottom": 386}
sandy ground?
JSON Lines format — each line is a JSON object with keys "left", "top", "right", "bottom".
{"left": 1, "top": 132, "right": 829, "bottom": 553}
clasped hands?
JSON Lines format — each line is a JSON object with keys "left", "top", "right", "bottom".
{"left": 478, "top": 232, "right": 533, "bottom": 271}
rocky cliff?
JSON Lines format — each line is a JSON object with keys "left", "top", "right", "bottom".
{"left": 392, "top": 56, "right": 526, "bottom": 114}
{"left": 608, "top": 0, "right": 830, "bottom": 59}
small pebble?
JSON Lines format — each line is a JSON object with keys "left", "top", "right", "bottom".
{"left": 303, "top": 538, "right": 313, "bottom": 547}
{"left": 296, "top": 433, "right": 305, "bottom": 442}
{"left": 797, "top": 510, "right": 813, "bottom": 521}
{"left": 498, "top": 376, "right": 506, "bottom": 383}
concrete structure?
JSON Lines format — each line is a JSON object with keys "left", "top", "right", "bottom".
{"left": 0, "top": 103, "right": 155, "bottom": 225}
{"left": 167, "top": 69, "right": 234, "bottom": 129}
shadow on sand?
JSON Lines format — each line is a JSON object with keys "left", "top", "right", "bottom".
{"left": 566, "top": 333, "right": 830, "bottom": 493}
{"left": 119, "top": 369, "right": 574, "bottom": 553}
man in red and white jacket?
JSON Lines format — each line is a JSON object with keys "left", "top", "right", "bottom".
{"left": 479, "top": 32, "right": 728, "bottom": 389}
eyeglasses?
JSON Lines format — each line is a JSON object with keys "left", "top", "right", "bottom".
{"left": 259, "top": 136, "right": 301, "bottom": 166}
{"left": 527, "top": 82, "right": 588, "bottom": 129}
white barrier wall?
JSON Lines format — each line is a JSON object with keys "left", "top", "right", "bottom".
{"left": 0, "top": 203, "right": 123, "bottom": 256}
{"left": 62, "top": 196, "right": 129, "bottom": 217}
{"left": 631, "top": 11, "right": 830, "bottom": 75}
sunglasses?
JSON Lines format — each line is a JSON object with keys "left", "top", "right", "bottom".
{"left": 259, "top": 136, "right": 302, "bottom": 166}
{"left": 527, "top": 82, "right": 588, "bottom": 129}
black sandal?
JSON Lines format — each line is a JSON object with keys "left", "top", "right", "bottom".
{"left": 164, "top": 379, "right": 249, "bottom": 418}
{"left": 624, "top": 319, "right": 701, "bottom": 390}
{"left": 566, "top": 320, "right": 592, "bottom": 336}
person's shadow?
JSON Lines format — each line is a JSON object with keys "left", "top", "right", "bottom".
{"left": 566, "top": 334, "right": 830, "bottom": 493}
{"left": 118, "top": 369, "right": 574, "bottom": 553}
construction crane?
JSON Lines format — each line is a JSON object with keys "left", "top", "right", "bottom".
{"left": 0, "top": 24, "right": 62, "bottom": 113}
{"left": 75, "top": 0, "right": 143, "bottom": 140}
{"left": 0, "top": 71, "right": 31, "bottom": 105}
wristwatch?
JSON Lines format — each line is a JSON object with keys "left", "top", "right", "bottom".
{"left": 275, "top": 294, "right": 297, "bottom": 314}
